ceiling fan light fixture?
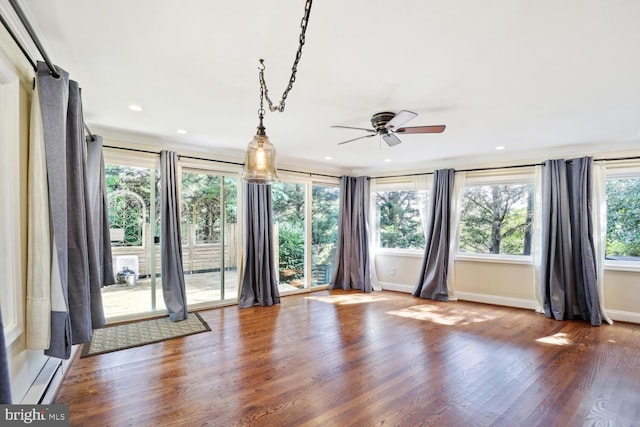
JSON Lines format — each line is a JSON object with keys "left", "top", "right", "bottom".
{"left": 382, "top": 133, "right": 402, "bottom": 147}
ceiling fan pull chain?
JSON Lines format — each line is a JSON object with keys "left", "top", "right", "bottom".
{"left": 259, "top": 0, "right": 313, "bottom": 113}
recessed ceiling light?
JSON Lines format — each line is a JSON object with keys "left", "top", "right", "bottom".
{"left": 384, "top": 159, "right": 392, "bottom": 163}
{"left": 496, "top": 146, "right": 505, "bottom": 150}
{"left": 128, "top": 104, "right": 143, "bottom": 112}
{"left": 176, "top": 129, "right": 188, "bottom": 135}
{"left": 324, "top": 156, "right": 332, "bottom": 160}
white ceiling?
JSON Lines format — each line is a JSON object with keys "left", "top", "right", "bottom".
{"left": 15, "top": 0, "right": 640, "bottom": 175}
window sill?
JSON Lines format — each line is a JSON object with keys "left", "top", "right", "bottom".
{"left": 374, "top": 248, "right": 424, "bottom": 258}
{"left": 454, "top": 253, "right": 533, "bottom": 265}
{"left": 604, "top": 261, "right": 640, "bottom": 273}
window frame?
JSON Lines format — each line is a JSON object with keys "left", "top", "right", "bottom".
{"left": 374, "top": 179, "right": 429, "bottom": 255}
{"left": 310, "top": 181, "right": 340, "bottom": 287}
{"left": 604, "top": 163, "right": 640, "bottom": 272}
{"left": 0, "top": 60, "right": 23, "bottom": 345}
{"left": 270, "top": 172, "right": 341, "bottom": 291}
{"left": 178, "top": 165, "right": 240, "bottom": 304}
{"left": 455, "top": 171, "right": 535, "bottom": 263}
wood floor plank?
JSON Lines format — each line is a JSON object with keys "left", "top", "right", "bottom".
{"left": 53, "top": 290, "right": 640, "bottom": 426}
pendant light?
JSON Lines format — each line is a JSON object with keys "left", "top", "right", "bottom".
{"left": 242, "top": 106, "right": 279, "bottom": 184}
{"left": 241, "top": 0, "right": 313, "bottom": 184}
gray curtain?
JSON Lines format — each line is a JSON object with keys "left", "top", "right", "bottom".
{"left": 86, "top": 135, "right": 116, "bottom": 289}
{"left": 160, "top": 150, "right": 188, "bottom": 321}
{"left": 413, "top": 168, "right": 455, "bottom": 301}
{"left": 329, "top": 176, "right": 372, "bottom": 292}
{"left": 542, "top": 157, "right": 602, "bottom": 326}
{"left": 38, "top": 61, "right": 109, "bottom": 358}
{"left": 567, "top": 157, "right": 602, "bottom": 325}
{"left": 66, "top": 81, "right": 104, "bottom": 343}
{"left": 0, "top": 305, "right": 11, "bottom": 403}
{"left": 38, "top": 61, "right": 72, "bottom": 359}
{"left": 239, "top": 183, "right": 280, "bottom": 308}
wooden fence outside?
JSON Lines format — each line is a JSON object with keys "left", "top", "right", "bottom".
{"left": 111, "top": 223, "right": 238, "bottom": 277}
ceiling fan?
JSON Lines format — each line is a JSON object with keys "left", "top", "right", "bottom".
{"left": 332, "top": 110, "right": 446, "bottom": 146}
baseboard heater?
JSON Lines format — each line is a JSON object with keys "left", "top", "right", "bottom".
{"left": 20, "top": 345, "right": 79, "bottom": 404}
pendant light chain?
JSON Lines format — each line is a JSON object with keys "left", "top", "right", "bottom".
{"left": 258, "top": 0, "right": 313, "bottom": 114}
{"left": 245, "top": 0, "right": 313, "bottom": 183}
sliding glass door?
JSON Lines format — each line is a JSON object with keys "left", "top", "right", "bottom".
{"left": 102, "top": 151, "right": 338, "bottom": 320}
{"left": 311, "top": 184, "right": 339, "bottom": 287}
{"left": 272, "top": 181, "right": 307, "bottom": 292}
{"left": 103, "top": 154, "right": 162, "bottom": 319}
{"left": 181, "top": 169, "right": 238, "bottom": 304}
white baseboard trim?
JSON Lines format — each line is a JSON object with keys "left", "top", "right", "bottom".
{"left": 455, "top": 291, "right": 539, "bottom": 310}
{"left": 379, "top": 281, "right": 413, "bottom": 293}
{"left": 380, "top": 283, "right": 537, "bottom": 310}
{"left": 606, "top": 309, "right": 640, "bottom": 324}
{"left": 379, "top": 283, "right": 640, "bottom": 324}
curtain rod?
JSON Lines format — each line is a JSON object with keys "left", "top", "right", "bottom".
{"left": 373, "top": 155, "right": 640, "bottom": 180}
{"left": 84, "top": 123, "right": 96, "bottom": 141}
{"left": 374, "top": 162, "right": 541, "bottom": 179}
{"left": 183, "top": 152, "right": 340, "bottom": 179}
{"left": 8, "top": 0, "right": 59, "bottom": 78}
{"left": 103, "top": 145, "right": 341, "bottom": 179}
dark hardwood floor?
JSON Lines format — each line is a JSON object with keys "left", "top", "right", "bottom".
{"left": 54, "top": 290, "right": 640, "bottom": 426}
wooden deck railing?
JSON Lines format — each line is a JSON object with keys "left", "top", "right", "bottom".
{"left": 111, "top": 223, "right": 238, "bottom": 277}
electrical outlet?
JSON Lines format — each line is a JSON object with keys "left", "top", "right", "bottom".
{"left": 389, "top": 267, "right": 396, "bottom": 276}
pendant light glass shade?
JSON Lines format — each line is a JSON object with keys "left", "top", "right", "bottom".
{"left": 242, "top": 133, "right": 279, "bottom": 184}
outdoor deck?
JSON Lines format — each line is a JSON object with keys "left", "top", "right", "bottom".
{"left": 101, "top": 270, "right": 303, "bottom": 321}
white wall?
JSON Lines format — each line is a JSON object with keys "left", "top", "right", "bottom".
{"left": 375, "top": 251, "right": 423, "bottom": 293}
{"left": 453, "top": 259, "right": 537, "bottom": 309}
{"left": 603, "top": 269, "right": 640, "bottom": 323}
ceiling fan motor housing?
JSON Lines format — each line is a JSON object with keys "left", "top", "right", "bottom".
{"left": 371, "top": 112, "right": 396, "bottom": 130}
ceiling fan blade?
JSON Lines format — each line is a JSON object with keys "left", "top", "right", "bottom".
{"left": 382, "top": 133, "right": 402, "bottom": 147}
{"left": 395, "top": 125, "right": 446, "bottom": 134}
{"left": 385, "top": 110, "right": 418, "bottom": 130}
{"left": 331, "top": 125, "right": 377, "bottom": 133}
{"left": 337, "top": 133, "right": 377, "bottom": 145}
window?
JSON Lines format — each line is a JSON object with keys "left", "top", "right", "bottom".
{"left": 459, "top": 183, "right": 533, "bottom": 256}
{"left": 181, "top": 170, "right": 238, "bottom": 303}
{"left": 104, "top": 159, "right": 162, "bottom": 318}
{"left": 272, "top": 182, "right": 307, "bottom": 289}
{"left": 311, "top": 184, "right": 339, "bottom": 286}
{"left": 606, "top": 176, "right": 640, "bottom": 261}
{"left": 106, "top": 164, "right": 158, "bottom": 248}
{"left": 376, "top": 188, "right": 427, "bottom": 250}
{"left": 104, "top": 154, "right": 243, "bottom": 319}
